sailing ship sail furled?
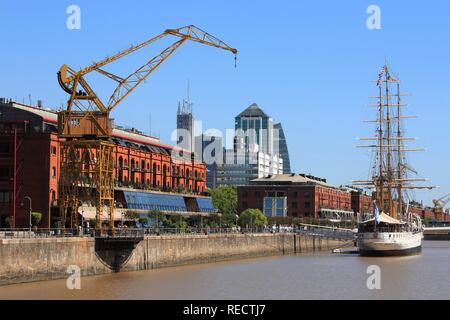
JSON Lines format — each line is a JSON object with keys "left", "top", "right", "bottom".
{"left": 353, "top": 63, "right": 434, "bottom": 256}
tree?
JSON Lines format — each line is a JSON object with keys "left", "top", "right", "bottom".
{"left": 89, "top": 218, "right": 97, "bottom": 228}
{"left": 162, "top": 214, "right": 188, "bottom": 230}
{"left": 238, "top": 208, "right": 267, "bottom": 227}
{"left": 209, "top": 186, "right": 237, "bottom": 226}
{"left": 125, "top": 211, "right": 139, "bottom": 220}
{"left": 31, "top": 212, "right": 42, "bottom": 227}
{"left": 138, "top": 216, "right": 150, "bottom": 227}
{"left": 148, "top": 209, "right": 164, "bottom": 227}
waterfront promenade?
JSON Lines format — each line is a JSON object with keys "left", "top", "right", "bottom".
{"left": 0, "top": 227, "right": 349, "bottom": 286}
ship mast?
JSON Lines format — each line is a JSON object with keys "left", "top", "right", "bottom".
{"left": 385, "top": 66, "right": 394, "bottom": 218}
{"left": 353, "top": 62, "right": 434, "bottom": 220}
{"left": 396, "top": 81, "right": 403, "bottom": 219}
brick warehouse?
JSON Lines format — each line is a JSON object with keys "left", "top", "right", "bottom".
{"left": 237, "top": 174, "right": 374, "bottom": 220}
{"left": 0, "top": 100, "right": 210, "bottom": 228}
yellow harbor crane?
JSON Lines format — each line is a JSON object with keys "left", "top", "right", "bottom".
{"left": 433, "top": 194, "right": 450, "bottom": 212}
{"left": 57, "top": 26, "right": 237, "bottom": 230}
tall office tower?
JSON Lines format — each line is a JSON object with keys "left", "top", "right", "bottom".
{"left": 234, "top": 103, "right": 273, "bottom": 154}
{"left": 195, "top": 134, "right": 223, "bottom": 189}
{"left": 273, "top": 122, "right": 291, "bottom": 174}
{"left": 176, "top": 99, "right": 195, "bottom": 153}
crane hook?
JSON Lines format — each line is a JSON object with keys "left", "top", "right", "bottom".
{"left": 234, "top": 54, "right": 237, "bottom": 68}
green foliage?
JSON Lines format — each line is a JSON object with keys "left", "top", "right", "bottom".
{"left": 138, "top": 216, "right": 150, "bottom": 226}
{"left": 206, "top": 213, "right": 221, "bottom": 227}
{"left": 238, "top": 208, "right": 267, "bottom": 227}
{"left": 31, "top": 212, "right": 42, "bottom": 227}
{"left": 125, "top": 211, "right": 139, "bottom": 220}
{"left": 187, "top": 214, "right": 222, "bottom": 228}
{"left": 209, "top": 186, "right": 237, "bottom": 226}
{"left": 89, "top": 218, "right": 97, "bottom": 228}
{"left": 162, "top": 215, "right": 188, "bottom": 230}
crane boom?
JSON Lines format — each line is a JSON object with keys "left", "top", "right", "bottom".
{"left": 57, "top": 25, "right": 237, "bottom": 138}
{"left": 57, "top": 26, "right": 237, "bottom": 231}
{"left": 433, "top": 194, "right": 450, "bottom": 208}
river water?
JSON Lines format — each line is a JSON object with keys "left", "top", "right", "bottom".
{"left": 0, "top": 240, "right": 449, "bottom": 300}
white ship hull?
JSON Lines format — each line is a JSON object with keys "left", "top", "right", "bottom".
{"left": 357, "top": 231, "right": 423, "bottom": 256}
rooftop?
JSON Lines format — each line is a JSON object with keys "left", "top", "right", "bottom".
{"left": 237, "top": 103, "right": 269, "bottom": 118}
{"left": 0, "top": 99, "right": 194, "bottom": 157}
{"left": 250, "top": 173, "right": 331, "bottom": 187}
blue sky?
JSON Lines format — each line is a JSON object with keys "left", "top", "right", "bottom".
{"left": 0, "top": 0, "right": 449, "bottom": 206}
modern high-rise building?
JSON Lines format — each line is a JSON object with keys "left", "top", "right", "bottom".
{"left": 215, "top": 149, "right": 283, "bottom": 187}
{"left": 234, "top": 103, "right": 273, "bottom": 154}
{"left": 195, "top": 134, "right": 223, "bottom": 189}
{"left": 176, "top": 99, "right": 195, "bottom": 153}
{"left": 273, "top": 122, "right": 291, "bottom": 174}
{"left": 212, "top": 103, "right": 286, "bottom": 187}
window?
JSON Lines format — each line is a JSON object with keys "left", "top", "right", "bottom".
{"left": 243, "top": 191, "right": 248, "bottom": 198}
{"left": 304, "top": 192, "right": 310, "bottom": 198}
{"left": 0, "top": 191, "right": 10, "bottom": 203}
{"left": 305, "top": 201, "right": 310, "bottom": 209}
{"left": 51, "top": 146, "right": 57, "bottom": 156}
{"left": 264, "top": 196, "right": 287, "bottom": 217}
{"left": 292, "top": 202, "right": 298, "bottom": 209}
{"left": 0, "top": 167, "right": 8, "bottom": 178}
{"left": 0, "top": 142, "right": 9, "bottom": 153}
{"left": 52, "top": 167, "right": 56, "bottom": 178}
{"left": 255, "top": 191, "right": 260, "bottom": 197}
{"left": 242, "top": 201, "right": 248, "bottom": 209}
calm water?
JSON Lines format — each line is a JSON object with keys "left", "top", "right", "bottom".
{"left": 0, "top": 240, "right": 449, "bottom": 300}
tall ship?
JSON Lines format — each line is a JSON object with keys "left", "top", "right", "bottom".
{"left": 353, "top": 63, "right": 434, "bottom": 256}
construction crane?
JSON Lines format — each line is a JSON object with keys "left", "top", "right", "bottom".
{"left": 57, "top": 25, "right": 237, "bottom": 231}
{"left": 433, "top": 194, "right": 450, "bottom": 209}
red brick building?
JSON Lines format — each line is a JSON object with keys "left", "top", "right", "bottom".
{"left": 409, "top": 203, "right": 450, "bottom": 222}
{"left": 0, "top": 100, "right": 207, "bottom": 228}
{"left": 237, "top": 174, "right": 373, "bottom": 220}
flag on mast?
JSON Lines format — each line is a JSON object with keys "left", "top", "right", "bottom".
{"left": 374, "top": 202, "right": 381, "bottom": 224}
{"left": 376, "top": 65, "right": 386, "bottom": 86}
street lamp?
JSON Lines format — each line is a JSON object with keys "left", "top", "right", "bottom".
{"left": 81, "top": 210, "right": 84, "bottom": 236}
{"left": 22, "top": 196, "right": 32, "bottom": 234}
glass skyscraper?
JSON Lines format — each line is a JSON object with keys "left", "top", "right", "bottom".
{"left": 234, "top": 103, "right": 273, "bottom": 154}
{"left": 274, "top": 122, "right": 291, "bottom": 174}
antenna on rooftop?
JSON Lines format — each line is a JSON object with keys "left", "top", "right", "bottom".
{"left": 187, "top": 79, "right": 190, "bottom": 103}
